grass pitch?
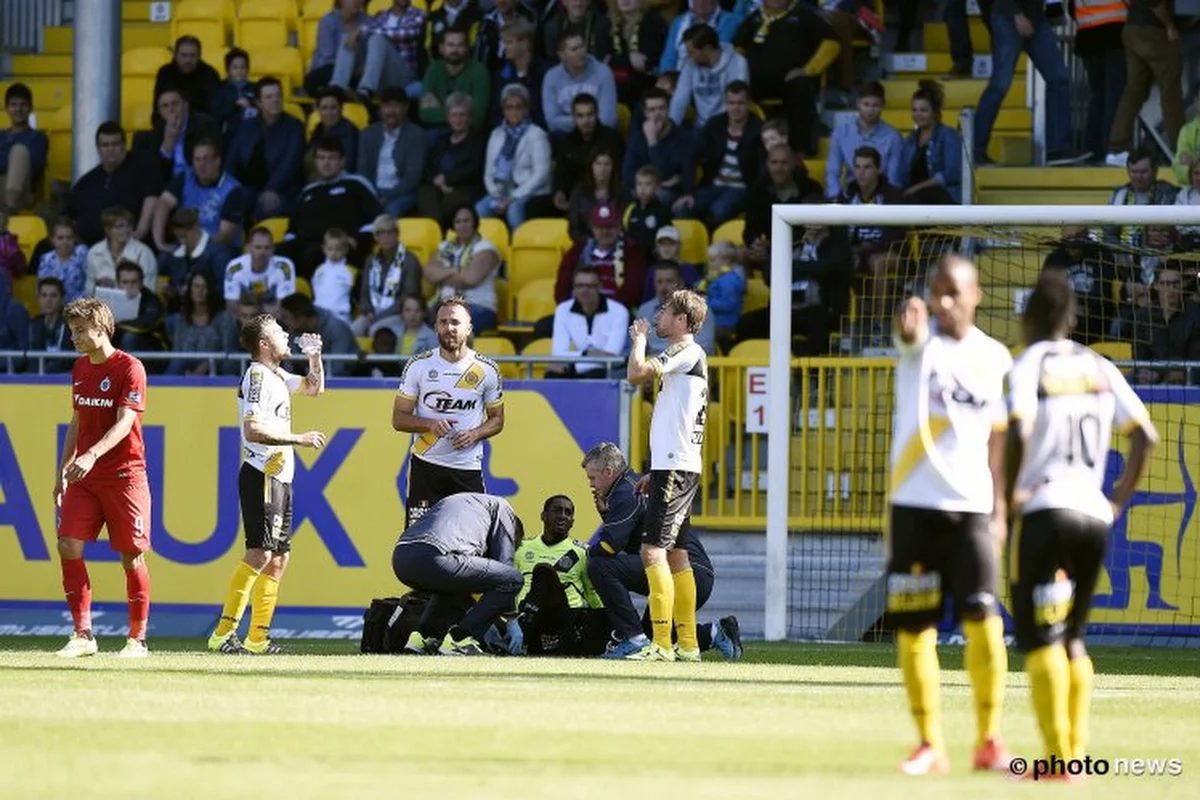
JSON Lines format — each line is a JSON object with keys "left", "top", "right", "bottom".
{"left": 1, "top": 639, "right": 1197, "bottom": 799}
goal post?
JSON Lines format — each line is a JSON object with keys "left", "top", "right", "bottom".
{"left": 764, "top": 203, "right": 1200, "bottom": 642}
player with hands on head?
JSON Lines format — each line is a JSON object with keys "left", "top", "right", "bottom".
{"left": 888, "top": 256, "right": 1014, "bottom": 775}
{"left": 392, "top": 297, "right": 505, "bottom": 528}
{"left": 207, "top": 315, "right": 326, "bottom": 655}
{"left": 54, "top": 298, "right": 153, "bottom": 659}
{"left": 1006, "top": 272, "right": 1158, "bottom": 770}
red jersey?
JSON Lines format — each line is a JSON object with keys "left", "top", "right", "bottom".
{"left": 71, "top": 349, "right": 148, "bottom": 480}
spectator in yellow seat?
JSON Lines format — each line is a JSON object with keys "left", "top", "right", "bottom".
{"left": 542, "top": 0, "right": 613, "bottom": 64}
{"left": 158, "top": 208, "right": 238, "bottom": 309}
{"left": 152, "top": 137, "right": 249, "bottom": 253}
{"left": 304, "top": 0, "right": 371, "bottom": 98}
{"left": 28, "top": 277, "right": 71, "bottom": 373}
{"left": 623, "top": 165, "right": 672, "bottom": 259}
{"left": 1174, "top": 90, "right": 1200, "bottom": 186}
{"left": 1103, "top": 147, "right": 1178, "bottom": 246}
{"left": 674, "top": 81, "right": 760, "bottom": 230}
{"left": 543, "top": 31, "right": 619, "bottom": 136}
{"left": 897, "top": 81, "right": 962, "bottom": 204}
{"left": 825, "top": 80, "right": 903, "bottom": 200}
{"left": 743, "top": 142, "right": 822, "bottom": 271}
{"left": 210, "top": 48, "right": 255, "bottom": 147}
{"left": 733, "top": 0, "right": 839, "bottom": 157}
{"left": 153, "top": 36, "right": 221, "bottom": 116}
{"left": 837, "top": 145, "right": 907, "bottom": 344}
{"left": 113, "top": 260, "right": 167, "bottom": 356}
{"left": 423, "top": 204, "right": 503, "bottom": 332}
{"left": 607, "top": 0, "right": 668, "bottom": 107}
{"left": 63, "top": 121, "right": 161, "bottom": 246}
{"left": 568, "top": 147, "right": 624, "bottom": 242}
{"left": 694, "top": 240, "right": 745, "bottom": 347}
{"left": 359, "top": 88, "right": 428, "bottom": 218}
{"left": 669, "top": 24, "right": 749, "bottom": 129}
{"left": 352, "top": 214, "right": 423, "bottom": 337}
{"left": 1, "top": 83, "right": 49, "bottom": 214}
{"left": 307, "top": 88, "right": 361, "bottom": 179}
{"left": 477, "top": 84, "right": 552, "bottom": 230}
{"left": 1041, "top": 226, "right": 1118, "bottom": 345}
{"left": 546, "top": 265, "right": 629, "bottom": 379}
{"left": 554, "top": 202, "right": 648, "bottom": 309}
{"left": 222, "top": 227, "right": 298, "bottom": 315}
{"left": 417, "top": 92, "right": 486, "bottom": 225}
{"left": 551, "top": 93, "right": 625, "bottom": 220}
{"left": 226, "top": 78, "right": 306, "bottom": 222}
{"left": 336, "top": 0, "right": 426, "bottom": 104}
{"left": 621, "top": 87, "right": 697, "bottom": 208}
{"left": 420, "top": 27, "right": 491, "bottom": 131}
{"left": 36, "top": 217, "right": 88, "bottom": 303}
{"left": 1130, "top": 264, "right": 1200, "bottom": 386}
{"left": 86, "top": 209, "right": 157, "bottom": 295}
{"left": 134, "top": 88, "right": 222, "bottom": 184}
{"left": 393, "top": 294, "right": 439, "bottom": 354}
{"left": 166, "top": 270, "right": 238, "bottom": 376}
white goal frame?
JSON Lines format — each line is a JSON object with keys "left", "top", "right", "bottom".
{"left": 764, "top": 203, "right": 1200, "bottom": 641}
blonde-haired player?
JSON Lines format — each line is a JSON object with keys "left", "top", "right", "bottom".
{"left": 207, "top": 314, "right": 327, "bottom": 655}
{"left": 625, "top": 288, "right": 709, "bottom": 661}
{"left": 889, "top": 256, "right": 1013, "bottom": 774}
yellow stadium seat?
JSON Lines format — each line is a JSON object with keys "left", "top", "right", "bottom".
{"left": 727, "top": 338, "right": 770, "bottom": 361}
{"left": 284, "top": 101, "right": 305, "bottom": 120}
{"left": 473, "top": 336, "right": 521, "bottom": 380}
{"left": 712, "top": 219, "right": 745, "bottom": 247}
{"left": 172, "top": 0, "right": 236, "bottom": 50}
{"left": 302, "top": 0, "right": 333, "bottom": 16}
{"left": 121, "top": 46, "right": 172, "bottom": 76}
{"left": 46, "top": 130, "right": 72, "bottom": 184}
{"left": 122, "top": 100, "right": 156, "bottom": 131}
{"left": 479, "top": 218, "right": 510, "bottom": 264}
{"left": 122, "top": 78, "right": 158, "bottom": 111}
{"left": 672, "top": 219, "right": 710, "bottom": 266}
{"left": 13, "top": 275, "right": 39, "bottom": 317}
{"left": 399, "top": 217, "right": 443, "bottom": 265}
{"left": 513, "top": 278, "right": 558, "bottom": 324}
{"left": 1092, "top": 341, "right": 1132, "bottom": 362}
{"left": 742, "top": 276, "right": 769, "bottom": 314}
{"left": 238, "top": 0, "right": 299, "bottom": 30}
{"left": 295, "top": 276, "right": 312, "bottom": 298}
{"left": 300, "top": 17, "right": 321, "bottom": 65}
{"left": 237, "top": 18, "right": 290, "bottom": 49}
{"left": 510, "top": 219, "right": 570, "bottom": 297}
{"left": 341, "top": 102, "right": 370, "bottom": 128}
{"left": 256, "top": 217, "right": 290, "bottom": 241}
{"left": 494, "top": 276, "right": 510, "bottom": 324}
{"left": 520, "top": 337, "right": 554, "bottom": 379}
{"left": 8, "top": 216, "right": 48, "bottom": 262}
{"left": 617, "top": 103, "right": 631, "bottom": 138}
{"left": 356, "top": 335, "right": 373, "bottom": 352}
{"left": 250, "top": 46, "right": 305, "bottom": 88}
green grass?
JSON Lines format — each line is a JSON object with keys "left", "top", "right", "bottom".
{"left": 2, "top": 639, "right": 1198, "bottom": 799}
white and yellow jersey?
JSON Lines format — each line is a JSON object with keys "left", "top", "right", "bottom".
{"left": 649, "top": 340, "right": 708, "bottom": 474}
{"left": 889, "top": 326, "right": 1012, "bottom": 513}
{"left": 239, "top": 362, "right": 303, "bottom": 482}
{"left": 397, "top": 348, "right": 504, "bottom": 470}
{"left": 1009, "top": 339, "right": 1150, "bottom": 524}
{"left": 223, "top": 254, "right": 298, "bottom": 304}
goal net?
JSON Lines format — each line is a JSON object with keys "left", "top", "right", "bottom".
{"left": 762, "top": 204, "right": 1200, "bottom": 645}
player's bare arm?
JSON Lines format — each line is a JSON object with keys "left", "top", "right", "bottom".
{"left": 298, "top": 333, "right": 326, "bottom": 396}
{"left": 64, "top": 407, "right": 139, "bottom": 483}
{"left": 987, "top": 427, "right": 1007, "bottom": 546}
{"left": 1109, "top": 422, "right": 1159, "bottom": 516}
{"left": 391, "top": 394, "right": 454, "bottom": 435}
{"left": 626, "top": 319, "right": 656, "bottom": 383}
{"left": 452, "top": 403, "right": 504, "bottom": 450}
{"left": 243, "top": 418, "right": 326, "bottom": 450}
{"left": 894, "top": 296, "right": 929, "bottom": 353}
{"left": 1003, "top": 424, "right": 1027, "bottom": 515}
{"left": 53, "top": 411, "right": 80, "bottom": 502}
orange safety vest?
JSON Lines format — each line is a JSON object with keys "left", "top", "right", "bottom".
{"left": 1073, "top": 0, "right": 1127, "bottom": 30}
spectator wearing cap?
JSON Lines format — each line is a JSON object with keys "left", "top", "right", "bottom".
{"left": 637, "top": 260, "right": 716, "bottom": 354}
{"left": 1, "top": 83, "right": 49, "bottom": 213}
{"left": 477, "top": 83, "right": 551, "bottom": 230}
{"left": 641, "top": 226, "right": 701, "bottom": 300}
{"left": 622, "top": 87, "right": 697, "bottom": 207}
{"left": 359, "top": 88, "right": 428, "bottom": 218}
{"left": 225, "top": 77, "right": 306, "bottom": 222}
{"left": 153, "top": 36, "right": 222, "bottom": 115}
{"left": 546, "top": 265, "right": 629, "bottom": 380}
{"left": 554, "top": 201, "right": 648, "bottom": 309}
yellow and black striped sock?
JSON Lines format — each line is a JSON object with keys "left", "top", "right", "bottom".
{"left": 645, "top": 562, "right": 675, "bottom": 650}
{"left": 1026, "top": 644, "right": 1071, "bottom": 758}
{"left": 247, "top": 573, "right": 280, "bottom": 645}
{"left": 963, "top": 616, "right": 1007, "bottom": 748}
{"left": 897, "top": 628, "right": 944, "bottom": 751}
{"left": 214, "top": 562, "right": 260, "bottom": 638}
{"left": 1068, "top": 655, "right": 1094, "bottom": 759}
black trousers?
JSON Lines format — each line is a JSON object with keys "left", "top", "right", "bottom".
{"left": 586, "top": 552, "right": 714, "bottom": 649}
{"left": 520, "top": 564, "right": 613, "bottom": 656}
{"left": 392, "top": 542, "right": 523, "bottom": 641}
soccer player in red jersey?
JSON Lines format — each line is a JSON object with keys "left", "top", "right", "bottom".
{"left": 53, "top": 297, "right": 152, "bottom": 659}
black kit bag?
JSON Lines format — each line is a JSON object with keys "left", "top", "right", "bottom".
{"left": 360, "top": 593, "right": 431, "bottom": 653}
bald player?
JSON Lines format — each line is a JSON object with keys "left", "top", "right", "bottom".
{"left": 887, "top": 256, "right": 1013, "bottom": 775}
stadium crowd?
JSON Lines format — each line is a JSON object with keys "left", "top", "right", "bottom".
{"left": 0, "top": 0, "right": 1198, "bottom": 379}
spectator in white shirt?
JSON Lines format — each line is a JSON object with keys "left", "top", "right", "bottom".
{"left": 86, "top": 206, "right": 158, "bottom": 294}
{"left": 312, "top": 228, "right": 357, "bottom": 323}
{"left": 547, "top": 265, "right": 630, "bottom": 379}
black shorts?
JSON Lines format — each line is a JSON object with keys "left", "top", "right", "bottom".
{"left": 405, "top": 456, "right": 485, "bottom": 528}
{"left": 1010, "top": 508, "right": 1109, "bottom": 652}
{"left": 238, "top": 462, "right": 294, "bottom": 553}
{"left": 644, "top": 470, "right": 701, "bottom": 550}
{"left": 886, "top": 505, "right": 998, "bottom": 630}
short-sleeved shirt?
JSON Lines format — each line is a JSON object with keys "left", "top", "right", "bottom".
{"left": 71, "top": 350, "right": 148, "bottom": 480}
{"left": 515, "top": 536, "right": 603, "bottom": 609}
{"left": 1009, "top": 339, "right": 1151, "bottom": 524}
{"left": 67, "top": 156, "right": 164, "bottom": 244}
{"left": 239, "top": 362, "right": 303, "bottom": 483}
{"left": 648, "top": 340, "right": 708, "bottom": 474}
{"left": 397, "top": 348, "right": 504, "bottom": 471}
{"left": 224, "top": 254, "right": 298, "bottom": 304}
{"left": 890, "top": 326, "right": 1012, "bottom": 513}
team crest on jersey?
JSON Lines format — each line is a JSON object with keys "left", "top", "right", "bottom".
{"left": 99, "top": 377, "right": 111, "bottom": 392}
{"left": 429, "top": 370, "right": 438, "bottom": 379}
{"left": 464, "top": 371, "right": 479, "bottom": 386}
